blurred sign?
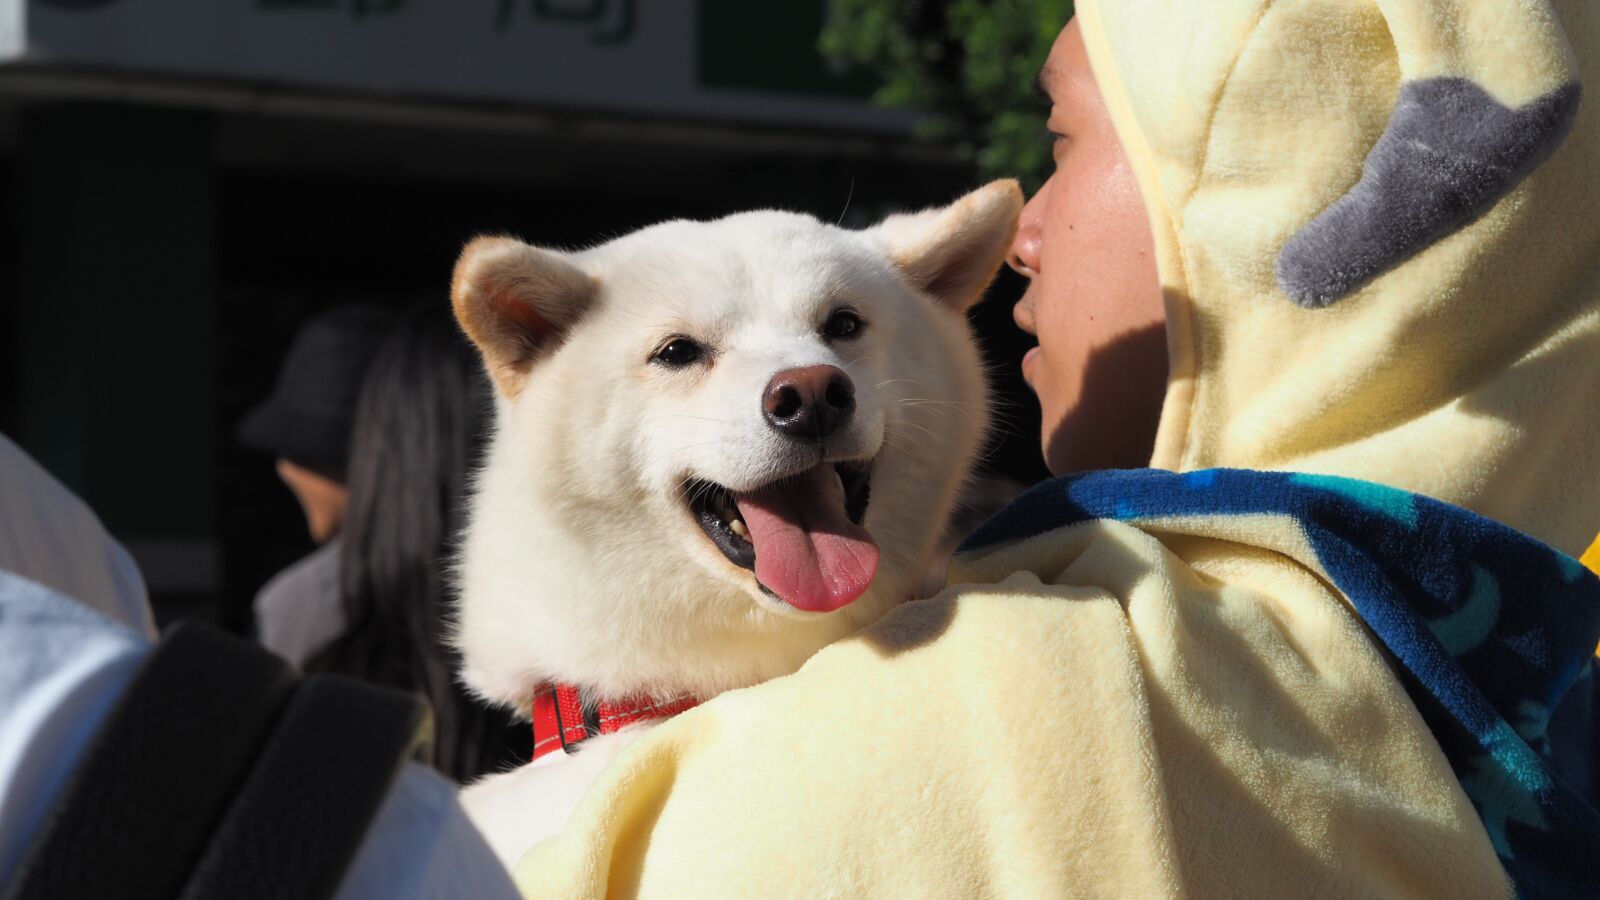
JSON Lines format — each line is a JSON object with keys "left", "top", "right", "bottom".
{"left": 0, "top": 0, "right": 906, "bottom": 132}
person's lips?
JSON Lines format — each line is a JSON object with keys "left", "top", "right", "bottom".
{"left": 1021, "top": 346, "right": 1041, "bottom": 387}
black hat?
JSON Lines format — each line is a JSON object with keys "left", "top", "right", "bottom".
{"left": 238, "top": 305, "right": 396, "bottom": 480}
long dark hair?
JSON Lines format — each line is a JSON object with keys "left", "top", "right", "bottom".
{"left": 308, "top": 302, "right": 519, "bottom": 781}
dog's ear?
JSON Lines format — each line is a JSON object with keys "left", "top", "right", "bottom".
{"left": 452, "top": 236, "right": 598, "bottom": 397}
{"left": 868, "top": 179, "right": 1024, "bottom": 313}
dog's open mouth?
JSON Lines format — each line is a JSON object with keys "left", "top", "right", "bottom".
{"left": 685, "top": 461, "right": 877, "bottom": 613}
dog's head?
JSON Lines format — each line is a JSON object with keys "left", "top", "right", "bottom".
{"left": 451, "top": 181, "right": 1021, "bottom": 708}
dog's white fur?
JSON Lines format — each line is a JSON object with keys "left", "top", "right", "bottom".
{"left": 451, "top": 181, "right": 1021, "bottom": 866}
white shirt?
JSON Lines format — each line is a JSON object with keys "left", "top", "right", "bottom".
{"left": 254, "top": 536, "right": 346, "bottom": 667}
{"left": 0, "top": 434, "right": 154, "bottom": 639}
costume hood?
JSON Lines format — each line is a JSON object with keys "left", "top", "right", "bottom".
{"left": 1078, "top": 0, "right": 1600, "bottom": 556}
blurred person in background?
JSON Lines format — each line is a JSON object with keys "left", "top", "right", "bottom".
{"left": 239, "top": 305, "right": 395, "bottom": 667}
{"left": 306, "top": 303, "right": 524, "bottom": 783}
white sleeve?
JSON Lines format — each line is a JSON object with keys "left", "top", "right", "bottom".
{"left": 333, "top": 763, "right": 520, "bottom": 900}
{"left": 0, "top": 572, "right": 151, "bottom": 882}
{"left": 0, "top": 434, "right": 155, "bottom": 640}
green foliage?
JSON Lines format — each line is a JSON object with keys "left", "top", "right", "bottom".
{"left": 820, "top": 0, "right": 1073, "bottom": 190}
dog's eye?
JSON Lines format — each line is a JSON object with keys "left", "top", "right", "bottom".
{"left": 823, "top": 309, "right": 864, "bottom": 340}
{"left": 653, "top": 338, "right": 704, "bottom": 368}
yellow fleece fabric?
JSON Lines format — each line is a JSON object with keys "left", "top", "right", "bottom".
{"left": 512, "top": 1, "right": 1599, "bottom": 895}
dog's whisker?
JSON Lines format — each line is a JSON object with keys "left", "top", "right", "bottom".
{"left": 674, "top": 443, "right": 730, "bottom": 455}
{"left": 898, "top": 399, "right": 982, "bottom": 425}
{"left": 898, "top": 397, "right": 979, "bottom": 407}
{"left": 878, "top": 438, "right": 919, "bottom": 458}
{"left": 668, "top": 438, "right": 732, "bottom": 454}
{"left": 834, "top": 177, "right": 856, "bottom": 227}
{"left": 648, "top": 413, "right": 738, "bottom": 425}
{"left": 684, "top": 478, "right": 721, "bottom": 507}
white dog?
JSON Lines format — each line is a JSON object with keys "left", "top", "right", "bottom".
{"left": 451, "top": 181, "right": 1022, "bottom": 866}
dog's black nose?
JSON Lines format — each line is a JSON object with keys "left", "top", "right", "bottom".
{"left": 763, "top": 365, "right": 855, "bottom": 442}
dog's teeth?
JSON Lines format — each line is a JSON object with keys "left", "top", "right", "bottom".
{"left": 730, "top": 519, "right": 749, "bottom": 538}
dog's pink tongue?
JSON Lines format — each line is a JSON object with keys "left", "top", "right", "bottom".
{"left": 735, "top": 466, "right": 878, "bottom": 613}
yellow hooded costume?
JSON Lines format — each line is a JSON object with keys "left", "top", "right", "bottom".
{"left": 512, "top": 0, "right": 1600, "bottom": 895}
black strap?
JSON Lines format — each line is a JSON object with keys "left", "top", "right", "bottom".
{"left": 178, "top": 676, "right": 432, "bottom": 900}
{"left": 3, "top": 624, "right": 431, "bottom": 900}
{"left": 4, "top": 624, "right": 297, "bottom": 900}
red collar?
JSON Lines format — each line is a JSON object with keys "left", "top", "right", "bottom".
{"left": 530, "top": 684, "right": 700, "bottom": 761}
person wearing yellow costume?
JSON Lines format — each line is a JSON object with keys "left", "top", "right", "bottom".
{"left": 513, "top": 2, "right": 1600, "bottom": 896}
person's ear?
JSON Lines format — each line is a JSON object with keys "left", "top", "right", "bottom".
{"left": 451, "top": 236, "right": 598, "bottom": 398}
{"left": 868, "top": 180, "right": 1024, "bottom": 313}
